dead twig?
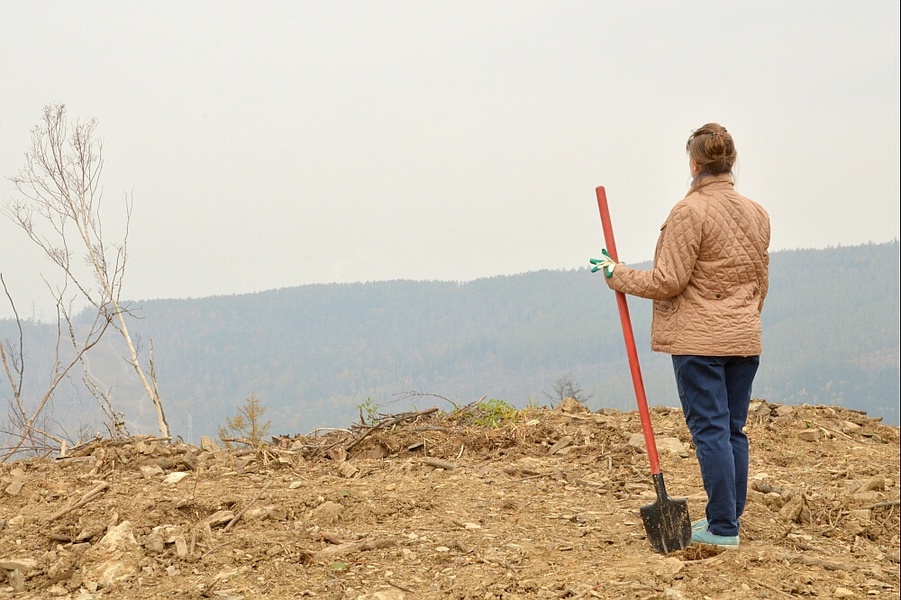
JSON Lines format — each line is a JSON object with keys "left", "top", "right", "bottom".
{"left": 386, "top": 579, "right": 415, "bottom": 593}
{"left": 224, "top": 481, "right": 272, "bottom": 532}
{"left": 747, "top": 577, "right": 797, "bottom": 598}
{"left": 421, "top": 457, "right": 457, "bottom": 470}
{"left": 788, "top": 554, "right": 855, "bottom": 572}
{"left": 345, "top": 407, "right": 439, "bottom": 453}
{"left": 200, "top": 540, "right": 235, "bottom": 561}
{"left": 311, "top": 538, "right": 395, "bottom": 563}
{"left": 48, "top": 481, "right": 109, "bottom": 521}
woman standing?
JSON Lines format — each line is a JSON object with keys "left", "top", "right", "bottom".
{"left": 593, "top": 123, "right": 770, "bottom": 547}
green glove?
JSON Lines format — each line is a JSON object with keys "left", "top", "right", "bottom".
{"left": 589, "top": 249, "right": 617, "bottom": 278}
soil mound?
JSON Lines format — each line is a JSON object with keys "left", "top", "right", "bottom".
{"left": 0, "top": 399, "right": 898, "bottom": 599}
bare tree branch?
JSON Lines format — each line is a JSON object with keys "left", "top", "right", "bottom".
{"left": 1, "top": 104, "right": 170, "bottom": 459}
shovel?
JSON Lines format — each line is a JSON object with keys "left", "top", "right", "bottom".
{"left": 594, "top": 185, "right": 692, "bottom": 554}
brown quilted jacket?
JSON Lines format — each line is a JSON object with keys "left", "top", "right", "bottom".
{"left": 606, "top": 174, "right": 770, "bottom": 356}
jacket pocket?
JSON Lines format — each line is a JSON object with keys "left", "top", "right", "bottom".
{"left": 652, "top": 299, "right": 677, "bottom": 347}
{"left": 654, "top": 298, "right": 677, "bottom": 314}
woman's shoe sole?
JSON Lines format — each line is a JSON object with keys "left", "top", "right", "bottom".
{"left": 691, "top": 529, "right": 739, "bottom": 548}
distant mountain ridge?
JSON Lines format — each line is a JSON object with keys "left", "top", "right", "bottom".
{"left": 2, "top": 241, "right": 898, "bottom": 442}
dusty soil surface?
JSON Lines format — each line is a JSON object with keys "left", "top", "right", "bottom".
{"left": 0, "top": 399, "right": 898, "bottom": 600}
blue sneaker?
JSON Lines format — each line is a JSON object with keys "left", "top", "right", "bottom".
{"left": 691, "top": 528, "right": 739, "bottom": 548}
{"left": 691, "top": 518, "right": 708, "bottom": 532}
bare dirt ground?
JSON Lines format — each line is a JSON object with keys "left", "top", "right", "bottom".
{"left": 0, "top": 398, "right": 898, "bottom": 600}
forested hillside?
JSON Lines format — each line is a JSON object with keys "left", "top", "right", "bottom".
{"left": 2, "top": 241, "right": 898, "bottom": 443}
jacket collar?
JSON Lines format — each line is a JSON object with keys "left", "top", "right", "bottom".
{"left": 692, "top": 173, "right": 734, "bottom": 192}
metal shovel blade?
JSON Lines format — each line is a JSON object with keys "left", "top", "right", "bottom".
{"left": 640, "top": 473, "right": 692, "bottom": 554}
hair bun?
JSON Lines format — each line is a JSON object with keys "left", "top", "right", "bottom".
{"left": 686, "top": 122, "right": 736, "bottom": 177}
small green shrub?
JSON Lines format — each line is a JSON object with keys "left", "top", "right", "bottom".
{"left": 357, "top": 397, "right": 381, "bottom": 425}
{"left": 472, "top": 398, "right": 516, "bottom": 427}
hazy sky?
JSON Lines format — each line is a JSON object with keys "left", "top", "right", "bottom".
{"left": 1, "top": 1, "right": 899, "bottom": 321}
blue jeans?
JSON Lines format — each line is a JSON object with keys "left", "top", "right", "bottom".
{"left": 672, "top": 355, "right": 760, "bottom": 537}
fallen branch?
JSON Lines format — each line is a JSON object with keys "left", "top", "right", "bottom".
{"left": 817, "top": 424, "right": 854, "bottom": 440}
{"left": 48, "top": 481, "right": 109, "bottom": 521}
{"left": 345, "top": 407, "right": 439, "bottom": 453}
{"left": 573, "top": 478, "right": 608, "bottom": 489}
{"left": 421, "top": 457, "right": 457, "bottom": 470}
{"left": 200, "top": 540, "right": 235, "bottom": 561}
{"left": 386, "top": 578, "right": 415, "bottom": 593}
{"left": 311, "top": 538, "right": 395, "bottom": 563}
{"left": 746, "top": 578, "right": 796, "bottom": 599}
{"left": 788, "top": 554, "right": 855, "bottom": 572}
{"left": 224, "top": 481, "right": 272, "bottom": 532}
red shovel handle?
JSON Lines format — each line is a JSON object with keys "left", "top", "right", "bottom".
{"left": 595, "top": 186, "right": 662, "bottom": 476}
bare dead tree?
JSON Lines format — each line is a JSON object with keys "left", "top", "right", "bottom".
{"left": 544, "top": 373, "right": 593, "bottom": 405}
{"left": 0, "top": 274, "right": 112, "bottom": 459}
{"left": 83, "top": 374, "right": 130, "bottom": 440}
{"left": 3, "top": 104, "right": 169, "bottom": 441}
